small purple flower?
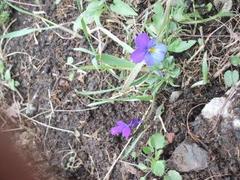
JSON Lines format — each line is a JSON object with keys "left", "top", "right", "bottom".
{"left": 110, "top": 119, "right": 142, "bottom": 139}
{"left": 131, "top": 33, "right": 167, "bottom": 66}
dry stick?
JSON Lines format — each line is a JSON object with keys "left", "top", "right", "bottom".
{"left": 157, "top": 115, "right": 167, "bottom": 133}
{"left": 43, "top": 89, "right": 55, "bottom": 151}
{"left": 186, "top": 103, "right": 207, "bottom": 146}
{"left": 21, "top": 113, "right": 76, "bottom": 135}
{"left": 103, "top": 104, "right": 152, "bottom": 180}
{"left": 213, "top": 61, "right": 231, "bottom": 78}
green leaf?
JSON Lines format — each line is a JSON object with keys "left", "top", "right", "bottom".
{"left": 224, "top": 70, "right": 239, "bottom": 88}
{"left": 142, "top": 146, "right": 153, "bottom": 154}
{"left": 148, "top": 1, "right": 164, "bottom": 34}
{"left": 137, "top": 163, "right": 149, "bottom": 172}
{"left": 202, "top": 52, "right": 208, "bottom": 83}
{"left": 97, "top": 54, "right": 135, "bottom": 70}
{"left": 73, "top": 0, "right": 105, "bottom": 31}
{"left": 230, "top": 55, "right": 240, "bottom": 66}
{"left": 151, "top": 160, "right": 165, "bottom": 177}
{"left": 168, "top": 39, "right": 196, "bottom": 53}
{"left": 172, "top": 7, "right": 190, "bottom": 22}
{"left": 148, "top": 133, "right": 166, "bottom": 150}
{"left": 0, "top": 60, "right": 5, "bottom": 75}
{"left": 8, "top": 79, "right": 16, "bottom": 91}
{"left": 155, "top": 149, "right": 163, "bottom": 160}
{"left": 0, "top": 28, "right": 37, "bottom": 39}
{"left": 110, "top": 0, "right": 137, "bottom": 16}
{"left": 4, "top": 69, "right": 11, "bottom": 81}
{"left": 164, "top": 170, "right": 182, "bottom": 180}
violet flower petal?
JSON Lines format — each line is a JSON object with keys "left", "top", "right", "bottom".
{"left": 144, "top": 53, "right": 155, "bottom": 66}
{"left": 147, "top": 39, "right": 156, "bottom": 49}
{"left": 155, "top": 43, "right": 168, "bottom": 53}
{"left": 128, "top": 118, "right": 142, "bottom": 129}
{"left": 135, "top": 33, "right": 150, "bottom": 49}
{"left": 131, "top": 48, "right": 146, "bottom": 63}
{"left": 110, "top": 120, "right": 128, "bottom": 136}
{"left": 122, "top": 126, "right": 131, "bottom": 139}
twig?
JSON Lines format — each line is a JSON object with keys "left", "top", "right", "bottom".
{"left": 213, "top": 62, "right": 231, "bottom": 78}
{"left": 21, "top": 113, "right": 75, "bottom": 135}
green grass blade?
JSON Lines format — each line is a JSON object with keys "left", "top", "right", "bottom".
{"left": 97, "top": 54, "right": 135, "bottom": 69}
{"left": 75, "top": 87, "right": 121, "bottom": 96}
{"left": 73, "top": 47, "right": 95, "bottom": 55}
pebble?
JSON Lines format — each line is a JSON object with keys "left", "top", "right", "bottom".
{"left": 168, "top": 141, "right": 209, "bottom": 172}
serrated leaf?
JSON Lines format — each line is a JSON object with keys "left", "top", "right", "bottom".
{"left": 148, "top": 133, "right": 166, "bottom": 150}
{"left": 224, "top": 70, "right": 239, "bottom": 87}
{"left": 110, "top": 0, "right": 137, "bottom": 17}
{"left": 230, "top": 55, "right": 240, "bottom": 66}
{"left": 164, "top": 170, "right": 182, "bottom": 180}
{"left": 137, "top": 163, "right": 148, "bottom": 172}
{"left": 168, "top": 39, "right": 196, "bottom": 53}
{"left": 151, "top": 160, "right": 165, "bottom": 177}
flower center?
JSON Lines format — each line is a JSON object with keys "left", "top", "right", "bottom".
{"left": 149, "top": 47, "right": 156, "bottom": 53}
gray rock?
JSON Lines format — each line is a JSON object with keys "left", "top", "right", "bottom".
{"left": 169, "top": 91, "right": 183, "bottom": 103}
{"left": 168, "top": 141, "right": 209, "bottom": 172}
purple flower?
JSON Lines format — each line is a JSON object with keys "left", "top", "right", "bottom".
{"left": 110, "top": 119, "right": 142, "bottom": 139}
{"left": 131, "top": 33, "right": 167, "bottom": 66}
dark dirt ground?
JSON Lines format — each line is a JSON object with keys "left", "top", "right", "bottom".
{"left": 0, "top": 0, "right": 240, "bottom": 179}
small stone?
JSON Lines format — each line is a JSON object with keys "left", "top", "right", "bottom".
{"left": 168, "top": 141, "right": 209, "bottom": 172}
{"left": 169, "top": 91, "right": 182, "bottom": 103}
{"left": 201, "top": 97, "right": 226, "bottom": 120}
